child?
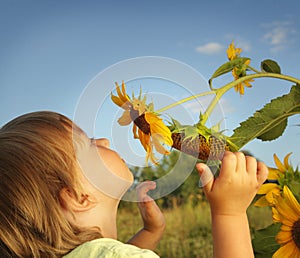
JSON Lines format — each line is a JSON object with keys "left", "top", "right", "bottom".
{"left": 0, "top": 111, "right": 268, "bottom": 257}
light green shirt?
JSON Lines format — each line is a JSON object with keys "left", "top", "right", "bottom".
{"left": 63, "top": 238, "right": 160, "bottom": 258}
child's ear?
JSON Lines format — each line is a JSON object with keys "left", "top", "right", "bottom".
{"left": 59, "top": 188, "right": 96, "bottom": 212}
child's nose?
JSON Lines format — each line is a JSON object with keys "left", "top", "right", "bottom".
{"left": 97, "top": 138, "right": 110, "bottom": 148}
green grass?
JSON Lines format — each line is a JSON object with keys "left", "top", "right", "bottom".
{"left": 117, "top": 201, "right": 273, "bottom": 258}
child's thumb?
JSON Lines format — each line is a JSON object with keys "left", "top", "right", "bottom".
{"left": 196, "top": 163, "right": 214, "bottom": 192}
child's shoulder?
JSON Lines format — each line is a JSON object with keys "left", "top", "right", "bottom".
{"left": 63, "top": 238, "right": 160, "bottom": 258}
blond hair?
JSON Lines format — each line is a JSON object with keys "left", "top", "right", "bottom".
{"left": 0, "top": 111, "right": 102, "bottom": 257}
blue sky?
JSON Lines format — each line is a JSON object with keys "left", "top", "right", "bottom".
{"left": 1, "top": 0, "right": 299, "bottom": 167}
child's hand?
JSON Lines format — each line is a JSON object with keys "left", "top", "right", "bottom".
{"left": 136, "top": 181, "right": 165, "bottom": 235}
{"left": 196, "top": 151, "right": 268, "bottom": 216}
{"left": 196, "top": 152, "right": 268, "bottom": 258}
{"left": 126, "top": 181, "right": 165, "bottom": 250}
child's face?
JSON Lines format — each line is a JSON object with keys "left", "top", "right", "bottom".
{"left": 75, "top": 133, "right": 134, "bottom": 199}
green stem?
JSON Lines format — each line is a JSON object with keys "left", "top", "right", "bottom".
{"left": 201, "top": 72, "right": 300, "bottom": 124}
{"left": 156, "top": 71, "right": 300, "bottom": 124}
{"left": 201, "top": 82, "right": 233, "bottom": 124}
{"left": 155, "top": 91, "right": 215, "bottom": 113}
{"left": 247, "top": 65, "right": 261, "bottom": 74}
{"left": 242, "top": 72, "right": 300, "bottom": 84}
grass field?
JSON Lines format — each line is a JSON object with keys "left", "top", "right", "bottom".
{"left": 117, "top": 201, "right": 273, "bottom": 258}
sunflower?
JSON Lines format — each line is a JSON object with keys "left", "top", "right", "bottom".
{"left": 111, "top": 81, "right": 173, "bottom": 164}
{"left": 255, "top": 153, "right": 292, "bottom": 207}
{"left": 226, "top": 41, "right": 242, "bottom": 60}
{"left": 272, "top": 185, "right": 300, "bottom": 257}
{"left": 226, "top": 41, "right": 253, "bottom": 95}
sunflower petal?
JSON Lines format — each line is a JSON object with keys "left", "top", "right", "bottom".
{"left": 254, "top": 196, "right": 270, "bottom": 207}
{"left": 138, "top": 129, "right": 149, "bottom": 150}
{"left": 265, "top": 187, "right": 281, "bottom": 204}
{"left": 115, "top": 81, "right": 130, "bottom": 103}
{"left": 226, "top": 41, "right": 241, "bottom": 60}
{"left": 283, "top": 186, "right": 300, "bottom": 215}
{"left": 276, "top": 229, "right": 292, "bottom": 244}
{"left": 152, "top": 134, "right": 170, "bottom": 155}
{"left": 133, "top": 124, "right": 139, "bottom": 139}
{"left": 272, "top": 207, "right": 280, "bottom": 223}
{"left": 121, "top": 80, "right": 127, "bottom": 96}
{"left": 144, "top": 112, "right": 173, "bottom": 146}
{"left": 275, "top": 196, "right": 299, "bottom": 225}
{"left": 118, "top": 110, "right": 132, "bottom": 126}
{"left": 268, "top": 167, "right": 280, "bottom": 180}
{"left": 273, "top": 241, "right": 298, "bottom": 258}
{"left": 274, "top": 153, "right": 286, "bottom": 172}
{"left": 111, "top": 94, "right": 125, "bottom": 107}
{"left": 280, "top": 224, "right": 293, "bottom": 232}
{"left": 284, "top": 152, "right": 293, "bottom": 169}
{"left": 257, "top": 183, "right": 279, "bottom": 194}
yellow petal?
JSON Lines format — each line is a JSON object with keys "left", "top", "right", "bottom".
{"left": 121, "top": 80, "right": 127, "bottom": 96}
{"left": 111, "top": 94, "right": 125, "bottom": 107}
{"left": 144, "top": 112, "right": 173, "bottom": 146}
{"left": 144, "top": 112, "right": 159, "bottom": 123}
{"left": 254, "top": 196, "right": 270, "bottom": 207}
{"left": 138, "top": 129, "right": 149, "bottom": 150}
{"left": 265, "top": 187, "right": 280, "bottom": 204}
{"left": 115, "top": 81, "right": 130, "bottom": 103}
{"left": 143, "top": 137, "right": 157, "bottom": 165}
{"left": 118, "top": 110, "right": 132, "bottom": 126}
{"left": 273, "top": 241, "right": 298, "bottom": 258}
{"left": 276, "top": 229, "right": 292, "bottom": 244}
{"left": 152, "top": 134, "right": 170, "bottom": 155}
{"left": 272, "top": 207, "right": 281, "bottom": 223}
{"left": 268, "top": 167, "right": 280, "bottom": 180}
{"left": 226, "top": 41, "right": 235, "bottom": 60}
{"left": 243, "top": 79, "right": 252, "bottom": 88}
{"left": 275, "top": 196, "right": 299, "bottom": 225}
{"left": 284, "top": 152, "right": 293, "bottom": 169}
{"left": 245, "top": 59, "right": 251, "bottom": 66}
{"left": 151, "top": 125, "right": 173, "bottom": 146}
{"left": 226, "top": 41, "right": 242, "bottom": 60}
{"left": 280, "top": 224, "right": 293, "bottom": 232}
{"left": 283, "top": 186, "right": 300, "bottom": 215}
{"left": 257, "top": 183, "right": 279, "bottom": 194}
{"left": 133, "top": 124, "right": 139, "bottom": 139}
{"left": 274, "top": 153, "right": 286, "bottom": 172}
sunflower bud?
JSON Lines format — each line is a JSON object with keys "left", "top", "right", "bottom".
{"left": 171, "top": 132, "right": 229, "bottom": 161}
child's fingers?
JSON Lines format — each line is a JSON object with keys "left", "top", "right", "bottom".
{"left": 235, "top": 152, "right": 246, "bottom": 173}
{"left": 136, "top": 181, "right": 156, "bottom": 202}
{"left": 219, "top": 151, "right": 237, "bottom": 177}
{"left": 245, "top": 155, "right": 257, "bottom": 175}
{"left": 196, "top": 163, "right": 214, "bottom": 192}
{"left": 256, "top": 161, "right": 269, "bottom": 186}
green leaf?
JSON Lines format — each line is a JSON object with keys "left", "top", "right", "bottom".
{"left": 257, "top": 118, "right": 287, "bottom": 141}
{"left": 209, "top": 57, "right": 250, "bottom": 86}
{"left": 229, "top": 85, "right": 300, "bottom": 149}
{"left": 252, "top": 223, "right": 281, "bottom": 257}
{"left": 261, "top": 59, "right": 281, "bottom": 74}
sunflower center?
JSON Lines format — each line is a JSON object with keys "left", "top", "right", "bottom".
{"left": 292, "top": 219, "right": 300, "bottom": 249}
{"left": 130, "top": 109, "right": 150, "bottom": 135}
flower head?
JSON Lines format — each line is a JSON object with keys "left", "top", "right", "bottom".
{"left": 227, "top": 41, "right": 242, "bottom": 61}
{"left": 111, "top": 81, "right": 173, "bottom": 164}
{"left": 255, "top": 153, "right": 292, "bottom": 207}
{"left": 272, "top": 186, "right": 300, "bottom": 257}
{"left": 226, "top": 41, "right": 253, "bottom": 95}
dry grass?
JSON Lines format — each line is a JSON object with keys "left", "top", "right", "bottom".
{"left": 117, "top": 201, "right": 273, "bottom": 258}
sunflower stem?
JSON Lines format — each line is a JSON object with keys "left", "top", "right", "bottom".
{"left": 156, "top": 72, "right": 300, "bottom": 125}
{"left": 155, "top": 91, "right": 215, "bottom": 113}
{"left": 201, "top": 72, "right": 300, "bottom": 124}
{"left": 247, "top": 65, "right": 261, "bottom": 74}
